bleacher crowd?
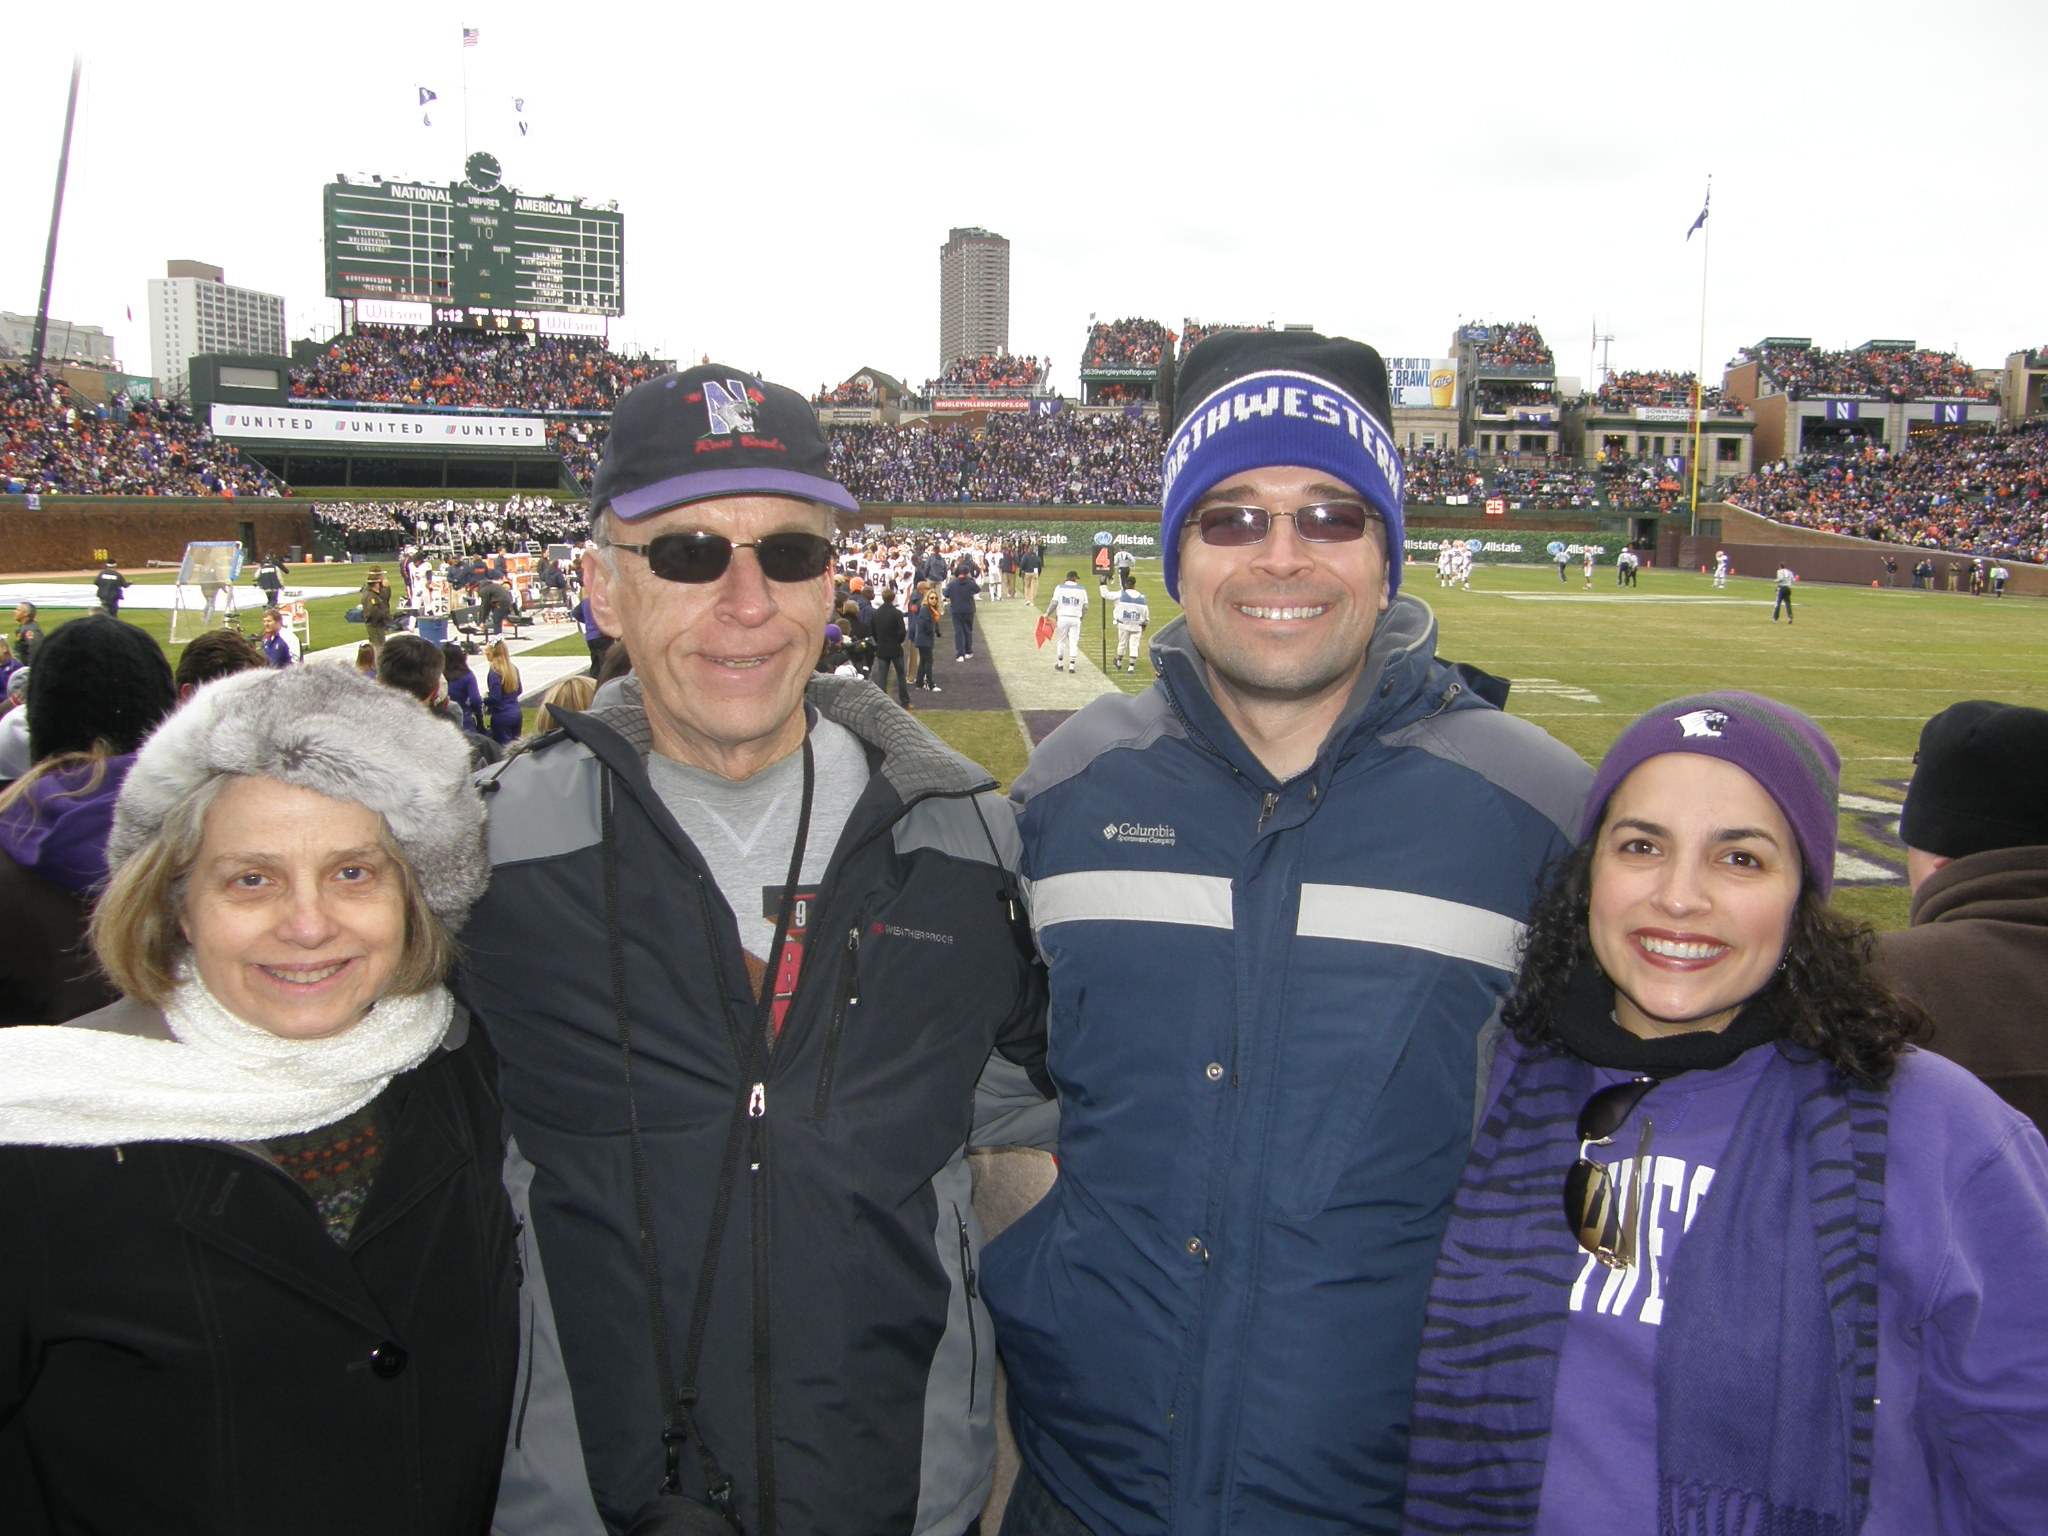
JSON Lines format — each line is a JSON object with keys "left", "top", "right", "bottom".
{"left": 810, "top": 377, "right": 878, "bottom": 407}
{"left": 1178, "top": 321, "right": 1266, "bottom": 361}
{"left": 1082, "top": 318, "right": 1169, "bottom": 371}
{"left": 1594, "top": 370, "right": 1727, "bottom": 412}
{"left": 827, "top": 413, "right": 1161, "bottom": 505}
{"left": 290, "top": 327, "right": 662, "bottom": 412}
{"left": 1470, "top": 321, "right": 1552, "bottom": 370}
{"left": 923, "top": 353, "right": 1043, "bottom": 395}
{"left": 1728, "top": 421, "right": 2048, "bottom": 563}
{"left": 1742, "top": 341, "right": 1991, "bottom": 402}
{"left": 1, "top": 371, "right": 278, "bottom": 498}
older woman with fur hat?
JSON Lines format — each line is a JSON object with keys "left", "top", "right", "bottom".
{"left": 1402, "top": 693, "right": 2048, "bottom": 1536}
{"left": 0, "top": 665, "right": 517, "bottom": 1536}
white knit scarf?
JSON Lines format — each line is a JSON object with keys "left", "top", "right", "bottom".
{"left": 0, "top": 970, "right": 452, "bottom": 1147}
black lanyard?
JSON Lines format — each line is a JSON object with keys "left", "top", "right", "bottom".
{"left": 603, "top": 730, "right": 814, "bottom": 1529}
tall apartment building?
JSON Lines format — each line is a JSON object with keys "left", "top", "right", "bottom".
{"left": 147, "top": 260, "right": 287, "bottom": 399}
{"left": 938, "top": 227, "right": 1010, "bottom": 371}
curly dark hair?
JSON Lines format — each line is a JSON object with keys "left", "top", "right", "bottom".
{"left": 1503, "top": 842, "right": 1925, "bottom": 1086}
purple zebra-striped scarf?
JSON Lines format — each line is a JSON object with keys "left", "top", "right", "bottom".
{"left": 1400, "top": 1034, "right": 1887, "bottom": 1536}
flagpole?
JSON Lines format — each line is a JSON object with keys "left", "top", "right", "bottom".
{"left": 1688, "top": 176, "right": 1712, "bottom": 539}
{"left": 28, "top": 56, "right": 83, "bottom": 379}
{"left": 460, "top": 32, "right": 470, "bottom": 159}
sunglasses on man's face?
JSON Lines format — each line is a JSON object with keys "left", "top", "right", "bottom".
{"left": 1562, "top": 1075, "right": 1659, "bottom": 1270}
{"left": 1191, "top": 499, "right": 1378, "bottom": 548}
{"left": 609, "top": 530, "right": 836, "bottom": 585}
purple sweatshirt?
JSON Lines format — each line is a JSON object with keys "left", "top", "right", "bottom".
{"left": 1507, "top": 1035, "right": 2048, "bottom": 1535}
{"left": 0, "top": 754, "right": 134, "bottom": 894}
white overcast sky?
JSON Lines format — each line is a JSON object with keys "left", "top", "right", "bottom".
{"left": 6, "top": 1, "right": 2043, "bottom": 397}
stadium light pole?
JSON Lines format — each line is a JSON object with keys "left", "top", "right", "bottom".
{"left": 27, "top": 55, "right": 84, "bottom": 380}
{"left": 1687, "top": 176, "right": 1713, "bottom": 540}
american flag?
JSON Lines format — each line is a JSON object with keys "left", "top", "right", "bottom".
{"left": 462, "top": 26, "right": 480, "bottom": 46}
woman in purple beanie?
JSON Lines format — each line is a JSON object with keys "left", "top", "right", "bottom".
{"left": 1402, "top": 692, "right": 2048, "bottom": 1536}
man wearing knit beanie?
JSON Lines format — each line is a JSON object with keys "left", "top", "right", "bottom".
{"left": 1876, "top": 700, "right": 2048, "bottom": 1135}
{"left": 992, "top": 331, "right": 1592, "bottom": 1535}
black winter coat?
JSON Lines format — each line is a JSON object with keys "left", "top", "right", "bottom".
{"left": 0, "top": 999, "right": 519, "bottom": 1536}
{"left": 869, "top": 602, "right": 908, "bottom": 657}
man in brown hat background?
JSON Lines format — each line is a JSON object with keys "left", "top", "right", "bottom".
{"left": 1877, "top": 699, "right": 2048, "bottom": 1134}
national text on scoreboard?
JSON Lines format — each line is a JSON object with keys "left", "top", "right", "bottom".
{"left": 322, "top": 175, "right": 623, "bottom": 317}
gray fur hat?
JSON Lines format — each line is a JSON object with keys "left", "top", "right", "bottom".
{"left": 109, "top": 664, "right": 489, "bottom": 930}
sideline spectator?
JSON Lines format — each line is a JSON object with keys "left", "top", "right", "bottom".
{"left": 440, "top": 644, "right": 488, "bottom": 736}
{"left": 529, "top": 674, "right": 594, "bottom": 734}
{"left": 375, "top": 634, "right": 500, "bottom": 770}
{"left": 868, "top": 586, "right": 910, "bottom": 706}
{"left": 1878, "top": 700, "right": 2048, "bottom": 1134}
{"left": 0, "top": 615, "right": 176, "bottom": 1026}
{"left": 470, "top": 365, "right": 1050, "bottom": 1536}
{"left": 173, "top": 628, "right": 266, "bottom": 701}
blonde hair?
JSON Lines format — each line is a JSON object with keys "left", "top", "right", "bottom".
{"left": 89, "top": 774, "right": 456, "bottom": 1008}
{"left": 531, "top": 674, "right": 595, "bottom": 734}
{"left": 485, "top": 640, "right": 520, "bottom": 695}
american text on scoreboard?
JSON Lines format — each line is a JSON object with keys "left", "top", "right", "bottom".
{"left": 323, "top": 177, "right": 624, "bottom": 317}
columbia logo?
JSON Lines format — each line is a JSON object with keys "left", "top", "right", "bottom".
{"left": 1102, "top": 821, "right": 1178, "bottom": 847}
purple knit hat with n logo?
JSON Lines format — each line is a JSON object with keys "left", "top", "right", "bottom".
{"left": 1580, "top": 691, "right": 1842, "bottom": 898}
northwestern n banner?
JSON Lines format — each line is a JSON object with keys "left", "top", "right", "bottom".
{"left": 210, "top": 405, "right": 546, "bottom": 444}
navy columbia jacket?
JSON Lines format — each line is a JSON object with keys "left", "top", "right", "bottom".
{"left": 983, "top": 599, "right": 1590, "bottom": 1534}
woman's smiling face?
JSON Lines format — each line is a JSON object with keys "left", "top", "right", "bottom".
{"left": 1587, "top": 753, "right": 1804, "bottom": 1039}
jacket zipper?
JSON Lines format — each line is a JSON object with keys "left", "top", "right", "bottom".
{"left": 811, "top": 925, "right": 862, "bottom": 1118}
{"left": 1257, "top": 790, "right": 1280, "bottom": 830}
{"left": 955, "top": 1204, "right": 980, "bottom": 1413}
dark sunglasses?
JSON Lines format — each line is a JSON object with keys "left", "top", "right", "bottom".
{"left": 1192, "top": 499, "right": 1377, "bottom": 547}
{"left": 1562, "top": 1075, "right": 1659, "bottom": 1270}
{"left": 610, "top": 530, "right": 836, "bottom": 585}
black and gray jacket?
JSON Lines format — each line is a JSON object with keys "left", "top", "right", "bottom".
{"left": 461, "top": 674, "right": 1053, "bottom": 1536}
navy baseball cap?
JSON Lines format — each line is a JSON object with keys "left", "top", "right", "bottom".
{"left": 590, "top": 364, "right": 859, "bottom": 522}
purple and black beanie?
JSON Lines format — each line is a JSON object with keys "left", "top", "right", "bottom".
{"left": 1160, "top": 332, "right": 1404, "bottom": 601}
{"left": 1581, "top": 691, "right": 1842, "bottom": 899}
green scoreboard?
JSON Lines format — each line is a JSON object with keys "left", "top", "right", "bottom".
{"left": 323, "top": 152, "right": 623, "bottom": 316}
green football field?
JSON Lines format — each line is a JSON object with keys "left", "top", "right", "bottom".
{"left": 947, "top": 557, "right": 2044, "bottom": 932}
{"left": 24, "top": 559, "right": 2041, "bottom": 931}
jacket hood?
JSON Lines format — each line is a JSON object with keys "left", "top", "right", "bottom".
{"left": 0, "top": 753, "right": 134, "bottom": 894}
{"left": 1148, "top": 593, "right": 1451, "bottom": 786}
{"left": 1910, "top": 843, "right": 2048, "bottom": 928}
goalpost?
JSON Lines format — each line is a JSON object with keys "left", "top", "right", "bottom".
{"left": 168, "top": 542, "right": 248, "bottom": 644}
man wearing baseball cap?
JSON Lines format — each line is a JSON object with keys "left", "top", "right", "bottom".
{"left": 463, "top": 366, "right": 1052, "bottom": 1536}
{"left": 1877, "top": 699, "right": 2048, "bottom": 1135}
{"left": 985, "top": 333, "right": 1590, "bottom": 1535}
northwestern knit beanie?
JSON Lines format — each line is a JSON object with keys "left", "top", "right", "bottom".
{"left": 1899, "top": 699, "right": 2048, "bottom": 859}
{"left": 1581, "top": 691, "right": 1841, "bottom": 899}
{"left": 1160, "top": 331, "right": 1403, "bottom": 602}
{"left": 24, "top": 615, "right": 176, "bottom": 764}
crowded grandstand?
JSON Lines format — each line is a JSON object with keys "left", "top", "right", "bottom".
{"left": 2, "top": 370, "right": 278, "bottom": 497}
{"left": 1724, "top": 420, "right": 2048, "bottom": 562}
{"left": 1736, "top": 339, "right": 1992, "bottom": 402}
{"left": 290, "top": 326, "right": 663, "bottom": 412}
{"left": 11, "top": 314, "right": 2047, "bottom": 567}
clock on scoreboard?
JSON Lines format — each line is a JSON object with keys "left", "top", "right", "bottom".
{"left": 323, "top": 151, "right": 623, "bottom": 316}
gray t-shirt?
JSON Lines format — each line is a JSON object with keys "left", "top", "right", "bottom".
{"left": 646, "top": 716, "right": 870, "bottom": 964}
